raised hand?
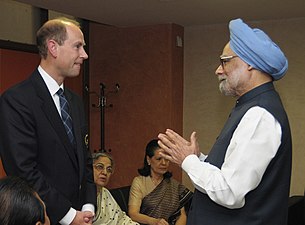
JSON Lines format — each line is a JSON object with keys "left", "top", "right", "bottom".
{"left": 158, "top": 129, "right": 200, "bottom": 166}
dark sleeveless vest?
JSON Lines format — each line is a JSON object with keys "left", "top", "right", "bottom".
{"left": 187, "top": 82, "right": 292, "bottom": 225}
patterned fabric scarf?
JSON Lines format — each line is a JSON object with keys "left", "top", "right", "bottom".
{"left": 93, "top": 187, "right": 139, "bottom": 225}
{"left": 140, "top": 178, "right": 193, "bottom": 225}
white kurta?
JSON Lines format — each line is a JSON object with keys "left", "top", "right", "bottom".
{"left": 182, "top": 106, "right": 282, "bottom": 209}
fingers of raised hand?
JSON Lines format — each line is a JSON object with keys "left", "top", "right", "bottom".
{"left": 158, "top": 133, "right": 175, "bottom": 150}
{"left": 165, "top": 129, "right": 192, "bottom": 150}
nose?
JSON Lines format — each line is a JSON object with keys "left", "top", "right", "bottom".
{"left": 215, "top": 64, "right": 223, "bottom": 76}
{"left": 100, "top": 170, "right": 108, "bottom": 176}
{"left": 80, "top": 47, "right": 88, "bottom": 60}
{"left": 161, "top": 158, "right": 169, "bottom": 165}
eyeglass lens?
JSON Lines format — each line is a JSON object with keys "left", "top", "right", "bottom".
{"left": 94, "top": 163, "right": 113, "bottom": 174}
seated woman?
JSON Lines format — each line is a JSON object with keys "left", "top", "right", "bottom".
{"left": 92, "top": 152, "right": 139, "bottom": 225}
{"left": 128, "top": 139, "right": 193, "bottom": 225}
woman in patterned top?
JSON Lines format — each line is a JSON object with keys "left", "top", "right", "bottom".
{"left": 92, "top": 152, "right": 139, "bottom": 225}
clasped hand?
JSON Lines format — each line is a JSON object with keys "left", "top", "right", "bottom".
{"left": 154, "top": 218, "right": 169, "bottom": 225}
{"left": 71, "top": 211, "right": 95, "bottom": 225}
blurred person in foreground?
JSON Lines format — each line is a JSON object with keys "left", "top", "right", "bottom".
{"left": 92, "top": 152, "right": 139, "bottom": 225}
{"left": 0, "top": 17, "right": 96, "bottom": 225}
{"left": 0, "top": 176, "right": 50, "bottom": 225}
{"left": 158, "top": 18, "right": 291, "bottom": 225}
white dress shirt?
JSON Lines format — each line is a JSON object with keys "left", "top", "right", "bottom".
{"left": 38, "top": 66, "right": 63, "bottom": 115}
{"left": 182, "top": 106, "right": 282, "bottom": 209}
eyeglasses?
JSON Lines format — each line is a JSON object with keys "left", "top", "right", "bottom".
{"left": 220, "top": 55, "right": 239, "bottom": 68}
{"left": 93, "top": 163, "right": 113, "bottom": 174}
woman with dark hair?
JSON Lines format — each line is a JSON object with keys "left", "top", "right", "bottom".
{"left": 128, "top": 139, "right": 192, "bottom": 225}
{"left": 0, "top": 176, "right": 50, "bottom": 225}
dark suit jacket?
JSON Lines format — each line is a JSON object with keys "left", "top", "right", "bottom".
{"left": 0, "top": 69, "right": 96, "bottom": 224}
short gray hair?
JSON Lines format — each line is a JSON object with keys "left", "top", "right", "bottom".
{"left": 91, "top": 152, "right": 115, "bottom": 168}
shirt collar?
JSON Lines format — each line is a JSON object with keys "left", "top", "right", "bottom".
{"left": 38, "top": 65, "right": 64, "bottom": 96}
{"left": 236, "top": 82, "right": 274, "bottom": 107}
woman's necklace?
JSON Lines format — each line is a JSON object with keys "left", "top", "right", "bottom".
{"left": 151, "top": 176, "right": 162, "bottom": 186}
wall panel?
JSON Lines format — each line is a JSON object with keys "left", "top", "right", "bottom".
{"left": 89, "top": 23, "right": 184, "bottom": 188}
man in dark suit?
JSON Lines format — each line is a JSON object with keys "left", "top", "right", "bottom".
{"left": 0, "top": 17, "right": 96, "bottom": 225}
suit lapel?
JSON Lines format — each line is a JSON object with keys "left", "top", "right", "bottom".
{"left": 30, "top": 71, "right": 79, "bottom": 169}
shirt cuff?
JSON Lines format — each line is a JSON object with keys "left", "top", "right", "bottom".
{"left": 82, "top": 203, "right": 95, "bottom": 215}
{"left": 198, "top": 152, "right": 207, "bottom": 161}
{"left": 182, "top": 154, "right": 202, "bottom": 173}
{"left": 59, "top": 207, "right": 76, "bottom": 225}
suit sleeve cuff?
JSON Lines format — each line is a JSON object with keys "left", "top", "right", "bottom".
{"left": 59, "top": 207, "right": 76, "bottom": 225}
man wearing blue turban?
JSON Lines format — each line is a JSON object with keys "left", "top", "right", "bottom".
{"left": 158, "top": 18, "right": 292, "bottom": 225}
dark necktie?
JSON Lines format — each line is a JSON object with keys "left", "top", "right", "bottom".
{"left": 57, "top": 88, "right": 75, "bottom": 145}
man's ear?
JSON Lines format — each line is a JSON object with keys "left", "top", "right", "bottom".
{"left": 35, "top": 222, "right": 42, "bottom": 225}
{"left": 47, "top": 40, "right": 58, "bottom": 58}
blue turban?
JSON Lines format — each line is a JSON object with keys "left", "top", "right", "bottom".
{"left": 229, "top": 18, "right": 288, "bottom": 80}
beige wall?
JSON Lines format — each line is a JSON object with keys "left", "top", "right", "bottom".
{"left": 183, "top": 18, "right": 305, "bottom": 196}
{"left": 0, "top": 0, "right": 40, "bottom": 44}
{"left": 0, "top": 0, "right": 76, "bottom": 44}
